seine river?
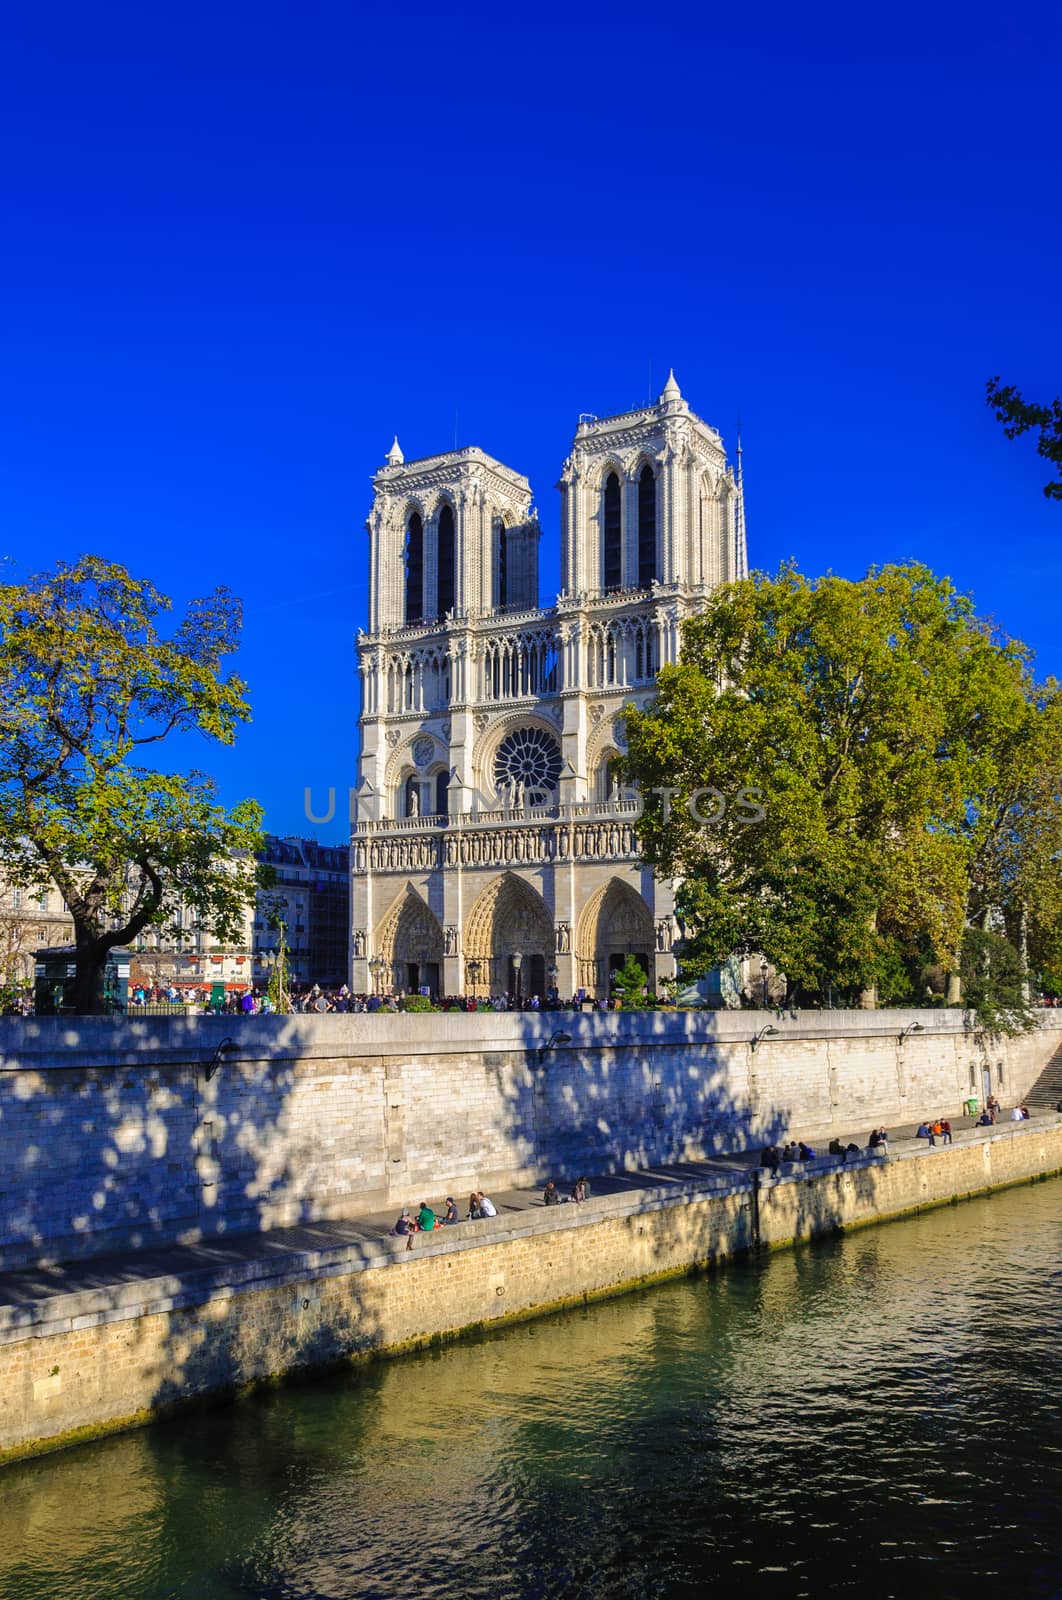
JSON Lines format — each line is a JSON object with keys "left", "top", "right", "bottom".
{"left": 2, "top": 1179, "right": 1061, "bottom": 1600}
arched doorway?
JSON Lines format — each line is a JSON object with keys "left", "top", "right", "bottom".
{"left": 464, "top": 873, "right": 554, "bottom": 1000}
{"left": 374, "top": 886, "right": 444, "bottom": 997}
{"left": 576, "top": 878, "right": 655, "bottom": 998}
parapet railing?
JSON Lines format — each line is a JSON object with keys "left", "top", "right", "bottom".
{"left": 354, "top": 798, "right": 642, "bottom": 834}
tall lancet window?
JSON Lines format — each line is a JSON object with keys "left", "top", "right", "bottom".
{"left": 437, "top": 504, "right": 456, "bottom": 619}
{"left": 603, "top": 473, "right": 622, "bottom": 590}
{"left": 404, "top": 512, "right": 424, "bottom": 624}
{"left": 496, "top": 521, "right": 508, "bottom": 608}
{"left": 637, "top": 464, "right": 657, "bottom": 588}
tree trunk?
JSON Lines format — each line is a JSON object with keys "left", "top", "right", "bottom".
{"left": 946, "top": 970, "right": 962, "bottom": 1004}
{"left": 72, "top": 937, "right": 109, "bottom": 1015}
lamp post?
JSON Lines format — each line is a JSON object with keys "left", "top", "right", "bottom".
{"left": 760, "top": 956, "right": 769, "bottom": 1008}
{"left": 511, "top": 951, "right": 523, "bottom": 1005}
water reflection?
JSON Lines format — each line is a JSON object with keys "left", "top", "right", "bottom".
{"left": 2, "top": 1181, "right": 1061, "bottom": 1598}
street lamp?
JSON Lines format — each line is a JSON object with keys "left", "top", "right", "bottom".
{"left": 760, "top": 956, "right": 769, "bottom": 1007}
{"left": 899, "top": 1021, "right": 925, "bottom": 1043}
{"left": 538, "top": 1028, "right": 573, "bottom": 1065}
{"left": 750, "top": 1024, "right": 779, "bottom": 1052}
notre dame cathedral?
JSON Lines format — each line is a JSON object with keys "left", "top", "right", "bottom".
{"left": 350, "top": 372, "right": 747, "bottom": 1000}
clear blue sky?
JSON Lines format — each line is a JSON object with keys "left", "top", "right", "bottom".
{"left": 3, "top": 0, "right": 1059, "bottom": 842}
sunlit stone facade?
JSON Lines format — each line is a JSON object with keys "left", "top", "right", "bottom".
{"left": 351, "top": 374, "right": 747, "bottom": 1000}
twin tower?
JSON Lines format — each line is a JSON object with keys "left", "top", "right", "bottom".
{"left": 352, "top": 374, "right": 746, "bottom": 1002}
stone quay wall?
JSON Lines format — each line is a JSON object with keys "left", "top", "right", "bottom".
{"left": 2, "top": 1118, "right": 1061, "bottom": 1465}
{"left": 1, "top": 1008, "right": 1059, "bottom": 1272}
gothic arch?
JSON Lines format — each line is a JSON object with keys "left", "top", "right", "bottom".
{"left": 373, "top": 885, "right": 445, "bottom": 993}
{"left": 576, "top": 877, "right": 655, "bottom": 996}
{"left": 464, "top": 872, "right": 554, "bottom": 998}
{"left": 590, "top": 454, "right": 629, "bottom": 490}
{"left": 590, "top": 744, "right": 623, "bottom": 801}
{"left": 627, "top": 450, "right": 659, "bottom": 483}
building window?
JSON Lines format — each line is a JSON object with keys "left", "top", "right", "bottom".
{"left": 437, "top": 504, "right": 456, "bottom": 618}
{"left": 638, "top": 464, "right": 656, "bottom": 587}
{"left": 497, "top": 522, "right": 508, "bottom": 608}
{"left": 603, "top": 473, "right": 622, "bottom": 590}
{"left": 493, "top": 726, "right": 562, "bottom": 802}
{"left": 435, "top": 770, "right": 449, "bottom": 817}
{"left": 405, "top": 512, "right": 424, "bottom": 624}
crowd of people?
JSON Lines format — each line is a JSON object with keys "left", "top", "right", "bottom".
{"left": 388, "top": 1175, "right": 593, "bottom": 1249}
{"left": 390, "top": 1190, "right": 499, "bottom": 1250}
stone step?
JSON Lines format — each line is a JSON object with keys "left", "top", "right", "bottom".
{"left": 1024, "top": 1044, "right": 1062, "bottom": 1107}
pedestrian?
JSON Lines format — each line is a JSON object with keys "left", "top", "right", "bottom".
{"left": 940, "top": 1118, "right": 953, "bottom": 1145}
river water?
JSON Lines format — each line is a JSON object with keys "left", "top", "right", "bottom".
{"left": 2, "top": 1179, "right": 1061, "bottom": 1600}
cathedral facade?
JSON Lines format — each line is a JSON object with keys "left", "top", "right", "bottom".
{"left": 350, "top": 373, "right": 747, "bottom": 1001}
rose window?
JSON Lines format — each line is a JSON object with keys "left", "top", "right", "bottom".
{"left": 493, "top": 727, "right": 562, "bottom": 797}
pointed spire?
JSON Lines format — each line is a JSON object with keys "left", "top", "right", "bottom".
{"left": 735, "top": 421, "right": 748, "bottom": 579}
{"left": 660, "top": 368, "right": 682, "bottom": 403}
{"left": 385, "top": 435, "right": 404, "bottom": 466}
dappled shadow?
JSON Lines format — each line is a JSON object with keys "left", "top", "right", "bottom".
{"left": 3, "top": 1007, "right": 1061, "bottom": 1463}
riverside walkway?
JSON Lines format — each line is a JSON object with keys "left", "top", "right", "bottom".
{"left": 1, "top": 1110, "right": 1057, "bottom": 1345}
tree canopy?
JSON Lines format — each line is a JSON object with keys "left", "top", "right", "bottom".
{"left": 986, "top": 377, "right": 1062, "bottom": 501}
{"left": 622, "top": 562, "right": 1062, "bottom": 1030}
{"left": 0, "top": 555, "right": 265, "bottom": 1012}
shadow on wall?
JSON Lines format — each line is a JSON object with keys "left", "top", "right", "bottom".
{"left": 0, "top": 1008, "right": 943, "bottom": 1439}
{"left": 0, "top": 1014, "right": 384, "bottom": 1272}
{"left": 497, "top": 1008, "right": 782, "bottom": 1178}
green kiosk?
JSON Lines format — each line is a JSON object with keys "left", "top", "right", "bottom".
{"left": 33, "top": 946, "right": 131, "bottom": 1015}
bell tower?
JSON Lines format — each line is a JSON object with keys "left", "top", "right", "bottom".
{"left": 557, "top": 370, "right": 746, "bottom": 599}
{"left": 366, "top": 440, "right": 539, "bottom": 633}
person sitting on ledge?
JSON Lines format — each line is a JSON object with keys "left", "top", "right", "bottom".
{"left": 916, "top": 1121, "right": 935, "bottom": 1145}
{"left": 798, "top": 1142, "right": 816, "bottom": 1160}
{"left": 828, "top": 1137, "right": 846, "bottom": 1157}
{"left": 391, "top": 1208, "right": 414, "bottom": 1236}
{"left": 477, "top": 1191, "right": 498, "bottom": 1217}
{"left": 975, "top": 1109, "right": 994, "bottom": 1127}
{"left": 868, "top": 1127, "right": 890, "bottom": 1153}
{"left": 543, "top": 1180, "right": 562, "bottom": 1206}
{"left": 417, "top": 1201, "right": 437, "bottom": 1234}
{"left": 442, "top": 1197, "right": 459, "bottom": 1224}
{"left": 571, "top": 1176, "right": 589, "bottom": 1203}
{"left": 781, "top": 1141, "right": 800, "bottom": 1163}
{"left": 761, "top": 1145, "right": 781, "bottom": 1176}
{"left": 939, "top": 1119, "right": 953, "bottom": 1145}
{"left": 467, "top": 1191, "right": 483, "bottom": 1220}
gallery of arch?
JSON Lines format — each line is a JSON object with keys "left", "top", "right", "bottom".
{"left": 351, "top": 373, "right": 747, "bottom": 1000}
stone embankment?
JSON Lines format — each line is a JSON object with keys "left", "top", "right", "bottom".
{"left": 2, "top": 1111, "right": 1061, "bottom": 1466}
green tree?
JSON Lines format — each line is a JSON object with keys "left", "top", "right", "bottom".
{"left": 263, "top": 904, "right": 292, "bottom": 1015}
{"left": 986, "top": 377, "right": 1062, "bottom": 500}
{"left": 0, "top": 556, "right": 265, "bottom": 1013}
{"left": 623, "top": 563, "right": 1059, "bottom": 1030}
{"left": 610, "top": 953, "right": 649, "bottom": 1008}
